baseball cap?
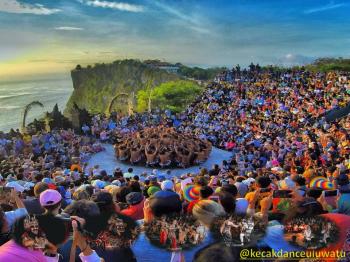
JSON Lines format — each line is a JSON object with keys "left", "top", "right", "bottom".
{"left": 147, "top": 186, "right": 161, "bottom": 196}
{"left": 92, "top": 179, "right": 106, "bottom": 189}
{"left": 161, "top": 180, "right": 174, "bottom": 191}
{"left": 126, "top": 192, "right": 144, "bottom": 205}
{"left": 112, "top": 180, "right": 121, "bottom": 187}
{"left": 40, "top": 189, "right": 62, "bottom": 207}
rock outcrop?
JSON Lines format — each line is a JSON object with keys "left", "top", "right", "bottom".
{"left": 65, "top": 59, "right": 181, "bottom": 118}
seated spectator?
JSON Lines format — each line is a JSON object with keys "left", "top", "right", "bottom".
{"left": 121, "top": 192, "right": 145, "bottom": 220}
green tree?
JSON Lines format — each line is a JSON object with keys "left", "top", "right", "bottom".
{"left": 137, "top": 80, "right": 203, "bottom": 113}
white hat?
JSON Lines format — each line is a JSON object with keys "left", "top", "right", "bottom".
{"left": 161, "top": 180, "right": 174, "bottom": 191}
{"left": 6, "top": 181, "right": 25, "bottom": 193}
{"left": 112, "top": 180, "right": 121, "bottom": 187}
{"left": 242, "top": 177, "right": 255, "bottom": 186}
{"left": 92, "top": 180, "right": 105, "bottom": 189}
{"left": 23, "top": 182, "right": 35, "bottom": 190}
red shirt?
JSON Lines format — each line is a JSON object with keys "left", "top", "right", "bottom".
{"left": 121, "top": 199, "right": 145, "bottom": 220}
{"left": 187, "top": 199, "right": 200, "bottom": 214}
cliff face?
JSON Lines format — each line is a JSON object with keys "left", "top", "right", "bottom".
{"left": 64, "top": 59, "right": 181, "bottom": 117}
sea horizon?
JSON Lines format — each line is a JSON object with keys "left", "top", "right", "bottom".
{"left": 0, "top": 76, "right": 73, "bottom": 132}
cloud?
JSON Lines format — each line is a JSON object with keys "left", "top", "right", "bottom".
{"left": 55, "top": 26, "right": 84, "bottom": 31}
{"left": 151, "top": 0, "right": 210, "bottom": 34}
{"left": 78, "top": 0, "right": 144, "bottom": 12}
{"left": 304, "top": 1, "right": 346, "bottom": 14}
{"left": 0, "top": 0, "right": 61, "bottom": 15}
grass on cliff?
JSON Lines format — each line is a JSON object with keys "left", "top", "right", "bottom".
{"left": 136, "top": 80, "right": 203, "bottom": 113}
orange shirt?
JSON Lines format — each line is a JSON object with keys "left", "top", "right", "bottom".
{"left": 70, "top": 164, "right": 82, "bottom": 172}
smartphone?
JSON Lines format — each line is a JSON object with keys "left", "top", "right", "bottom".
{"left": 221, "top": 179, "right": 229, "bottom": 186}
{"left": 323, "top": 190, "right": 339, "bottom": 197}
{"left": 273, "top": 190, "right": 292, "bottom": 198}
{"left": 260, "top": 188, "right": 271, "bottom": 193}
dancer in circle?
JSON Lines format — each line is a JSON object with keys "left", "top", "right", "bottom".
{"left": 114, "top": 126, "right": 211, "bottom": 168}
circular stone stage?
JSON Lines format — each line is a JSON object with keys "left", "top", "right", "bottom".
{"left": 87, "top": 144, "right": 232, "bottom": 177}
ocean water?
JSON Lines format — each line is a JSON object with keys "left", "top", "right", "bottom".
{"left": 0, "top": 77, "right": 73, "bottom": 132}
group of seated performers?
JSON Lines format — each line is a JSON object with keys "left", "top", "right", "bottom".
{"left": 113, "top": 126, "right": 212, "bottom": 168}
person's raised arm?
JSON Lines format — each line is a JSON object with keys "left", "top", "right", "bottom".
{"left": 260, "top": 193, "right": 273, "bottom": 223}
{"left": 11, "top": 189, "right": 25, "bottom": 209}
{"left": 71, "top": 216, "right": 104, "bottom": 262}
{"left": 246, "top": 189, "right": 260, "bottom": 216}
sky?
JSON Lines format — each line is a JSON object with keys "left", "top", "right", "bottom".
{"left": 0, "top": 0, "right": 349, "bottom": 79}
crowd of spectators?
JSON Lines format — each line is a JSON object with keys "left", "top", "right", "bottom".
{"left": 0, "top": 67, "right": 349, "bottom": 262}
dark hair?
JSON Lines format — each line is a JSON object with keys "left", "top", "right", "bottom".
{"left": 63, "top": 200, "right": 101, "bottom": 238}
{"left": 200, "top": 186, "right": 214, "bottom": 199}
{"left": 297, "top": 198, "right": 325, "bottom": 217}
{"left": 100, "top": 170, "right": 108, "bottom": 177}
{"left": 84, "top": 185, "right": 94, "bottom": 197}
{"left": 113, "top": 170, "right": 123, "bottom": 178}
{"left": 16, "top": 173, "right": 24, "bottom": 180}
{"left": 127, "top": 168, "right": 133, "bottom": 173}
{"left": 34, "top": 182, "right": 49, "bottom": 197}
{"left": 294, "top": 176, "right": 306, "bottom": 186}
{"left": 193, "top": 243, "right": 241, "bottom": 262}
{"left": 194, "top": 176, "right": 208, "bottom": 186}
{"left": 92, "top": 192, "right": 114, "bottom": 215}
{"left": 221, "top": 184, "right": 238, "bottom": 197}
{"left": 116, "top": 186, "right": 131, "bottom": 203}
{"left": 129, "top": 181, "right": 142, "bottom": 193}
{"left": 64, "top": 200, "right": 100, "bottom": 217}
{"left": 34, "top": 173, "right": 43, "bottom": 182}
{"left": 0, "top": 207, "right": 4, "bottom": 233}
{"left": 235, "top": 177, "right": 245, "bottom": 182}
{"left": 0, "top": 214, "right": 10, "bottom": 245}
{"left": 37, "top": 215, "right": 69, "bottom": 245}
{"left": 149, "top": 193, "right": 182, "bottom": 217}
{"left": 219, "top": 192, "right": 236, "bottom": 214}
{"left": 296, "top": 166, "right": 304, "bottom": 174}
{"left": 44, "top": 200, "right": 62, "bottom": 213}
{"left": 257, "top": 176, "right": 271, "bottom": 188}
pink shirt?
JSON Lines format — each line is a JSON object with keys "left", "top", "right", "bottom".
{"left": 0, "top": 240, "right": 46, "bottom": 262}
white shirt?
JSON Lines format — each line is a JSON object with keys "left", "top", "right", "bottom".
{"left": 5, "top": 208, "right": 28, "bottom": 229}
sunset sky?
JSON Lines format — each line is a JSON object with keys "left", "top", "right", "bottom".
{"left": 0, "top": 0, "right": 349, "bottom": 79}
